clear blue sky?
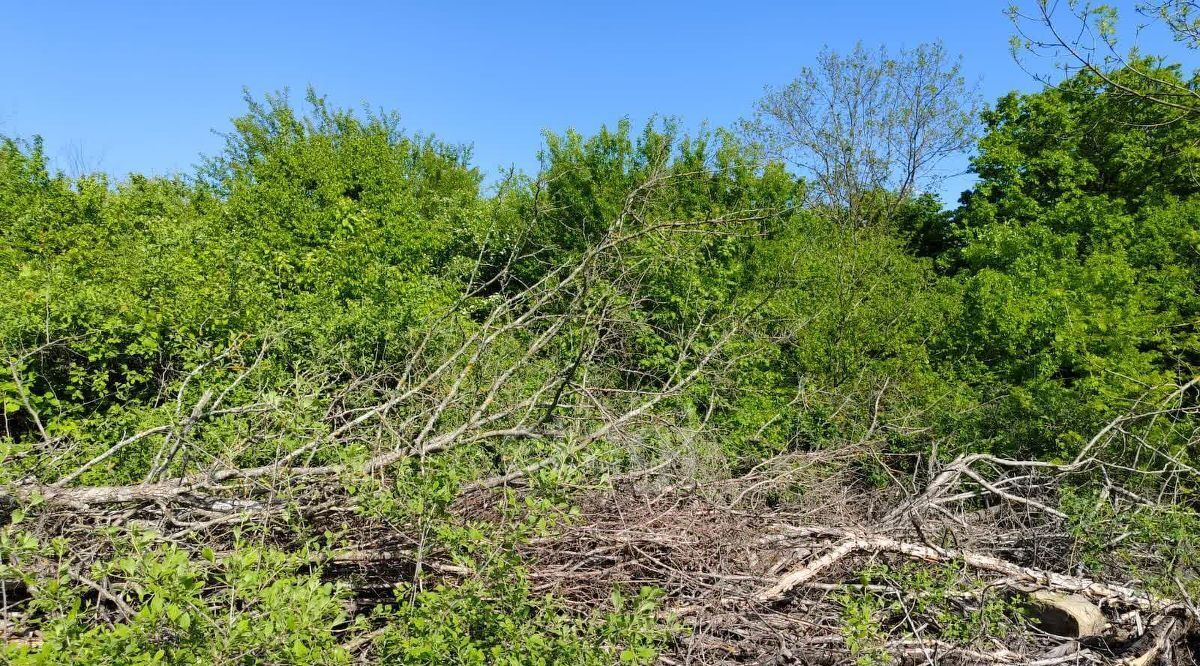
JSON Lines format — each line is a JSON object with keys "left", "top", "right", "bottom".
{"left": 0, "top": 0, "right": 1182, "bottom": 199}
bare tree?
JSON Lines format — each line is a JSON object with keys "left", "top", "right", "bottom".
{"left": 1009, "top": 0, "right": 1200, "bottom": 113}
{"left": 59, "top": 139, "right": 105, "bottom": 180}
{"left": 742, "top": 42, "right": 980, "bottom": 226}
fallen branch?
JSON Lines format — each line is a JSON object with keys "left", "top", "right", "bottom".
{"left": 762, "top": 526, "right": 1164, "bottom": 611}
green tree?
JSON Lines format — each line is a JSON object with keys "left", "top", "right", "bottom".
{"left": 946, "top": 61, "right": 1200, "bottom": 456}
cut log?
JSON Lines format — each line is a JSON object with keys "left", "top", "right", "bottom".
{"left": 1026, "top": 589, "right": 1107, "bottom": 637}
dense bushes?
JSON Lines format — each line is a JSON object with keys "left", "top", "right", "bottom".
{"left": 2, "top": 59, "right": 1200, "bottom": 662}
{"left": 944, "top": 61, "right": 1200, "bottom": 458}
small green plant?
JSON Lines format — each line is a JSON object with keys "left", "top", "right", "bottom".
{"left": 836, "top": 560, "right": 1027, "bottom": 662}
{"left": 1, "top": 526, "right": 353, "bottom": 665}
{"left": 373, "top": 582, "right": 671, "bottom": 665}
{"left": 837, "top": 589, "right": 890, "bottom": 666}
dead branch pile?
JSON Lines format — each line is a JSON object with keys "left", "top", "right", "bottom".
{"left": 505, "top": 388, "right": 1200, "bottom": 665}
{"left": 516, "top": 461, "right": 1198, "bottom": 665}
{"left": 5, "top": 394, "right": 1200, "bottom": 665}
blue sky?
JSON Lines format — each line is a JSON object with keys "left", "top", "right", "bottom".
{"left": 0, "top": 1, "right": 1184, "bottom": 200}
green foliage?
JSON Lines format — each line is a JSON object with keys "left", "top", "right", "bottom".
{"left": 945, "top": 60, "right": 1200, "bottom": 457}
{"left": 199, "top": 89, "right": 484, "bottom": 365}
{"left": 1, "top": 527, "right": 351, "bottom": 665}
{"left": 1061, "top": 484, "right": 1200, "bottom": 595}
{"left": 374, "top": 582, "right": 669, "bottom": 665}
{"left": 0, "top": 90, "right": 493, "bottom": 484}
{"left": 838, "top": 592, "right": 890, "bottom": 666}
{"left": 3, "top": 53, "right": 1200, "bottom": 662}
{"left": 739, "top": 214, "right": 960, "bottom": 459}
{"left": 837, "top": 561, "right": 1028, "bottom": 662}
{"left": 345, "top": 464, "right": 670, "bottom": 665}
